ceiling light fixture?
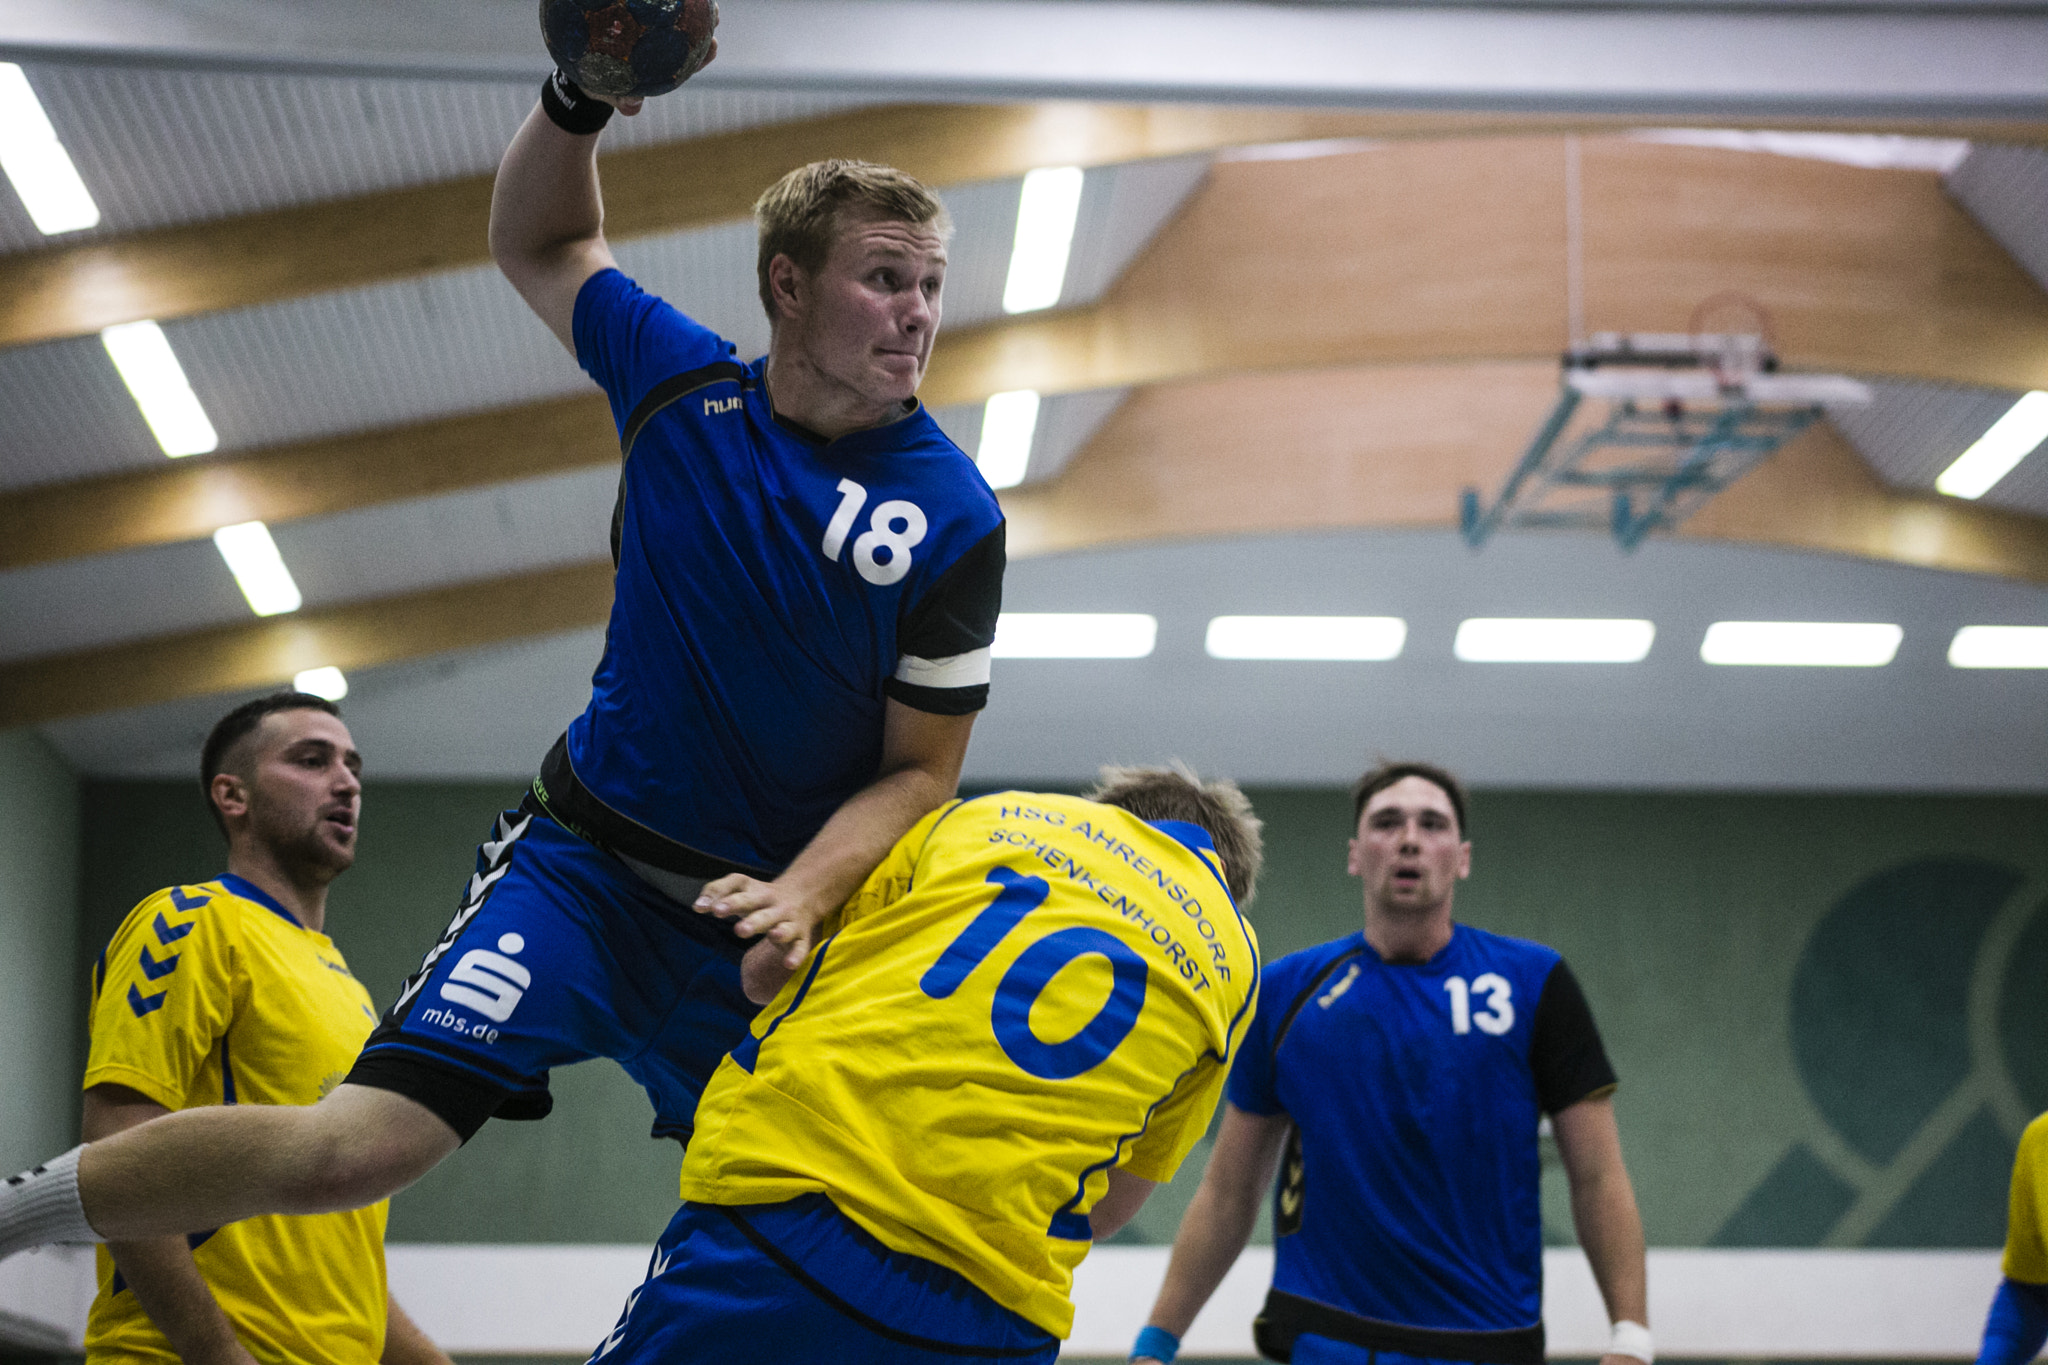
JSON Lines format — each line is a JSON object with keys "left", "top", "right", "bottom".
{"left": 1453, "top": 618, "right": 1655, "bottom": 663}
{"left": 993, "top": 613, "right": 1156, "bottom": 659}
{"left": 1935, "top": 391, "right": 2048, "bottom": 500}
{"left": 1700, "top": 621, "right": 1902, "bottom": 667}
{"left": 1001, "top": 166, "right": 1085, "bottom": 314}
{"left": 1948, "top": 625, "right": 2048, "bottom": 670}
{"left": 0, "top": 63, "right": 100, "bottom": 235}
{"left": 976, "top": 390, "right": 1040, "bottom": 490}
{"left": 102, "top": 320, "right": 220, "bottom": 458}
{"left": 1206, "top": 616, "right": 1408, "bottom": 661}
{"left": 213, "top": 521, "right": 303, "bottom": 617}
{"left": 293, "top": 666, "right": 350, "bottom": 700}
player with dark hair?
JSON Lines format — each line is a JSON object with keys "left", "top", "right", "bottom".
{"left": 590, "top": 765, "right": 1264, "bottom": 1364}
{"left": 1975, "top": 1112, "right": 2048, "bottom": 1364}
{"left": 1131, "top": 761, "right": 1649, "bottom": 1365}
{"left": 0, "top": 53, "right": 1003, "bottom": 1275}
{"left": 76, "top": 693, "right": 449, "bottom": 1365}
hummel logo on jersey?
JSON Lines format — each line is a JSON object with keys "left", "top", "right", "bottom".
{"left": 1317, "top": 962, "right": 1360, "bottom": 1009}
{"left": 436, "top": 932, "right": 531, "bottom": 1024}
{"left": 702, "top": 396, "right": 742, "bottom": 416}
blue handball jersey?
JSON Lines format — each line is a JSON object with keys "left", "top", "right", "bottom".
{"left": 1227, "top": 924, "right": 1616, "bottom": 1337}
{"left": 562, "top": 270, "right": 1006, "bottom": 875}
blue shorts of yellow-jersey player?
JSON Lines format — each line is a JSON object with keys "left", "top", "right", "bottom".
{"left": 590, "top": 1194, "right": 1058, "bottom": 1365}
{"left": 346, "top": 808, "right": 753, "bottom": 1143}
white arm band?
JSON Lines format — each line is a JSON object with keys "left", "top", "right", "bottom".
{"left": 1609, "top": 1319, "right": 1653, "bottom": 1363}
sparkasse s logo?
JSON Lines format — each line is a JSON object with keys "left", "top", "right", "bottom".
{"left": 437, "top": 932, "right": 531, "bottom": 1023}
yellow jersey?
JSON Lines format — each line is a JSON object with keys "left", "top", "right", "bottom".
{"left": 83, "top": 875, "right": 391, "bottom": 1365}
{"left": 2006, "top": 1112, "right": 2048, "bottom": 1284}
{"left": 679, "top": 792, "right": 1261, "bottom": 1337}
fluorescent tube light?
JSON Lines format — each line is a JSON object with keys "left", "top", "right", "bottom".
{"left": 1001, "top": 166, "right": 1084, "bottom": 314}
{"left": 1935, "top": 391, "right": 2048, "bottom": 500}
{"left": 293, "top": 666, "right": 350, "bottom": 700}
{"left": 1948, "top": 626, "right": 2048, "bottom": 669}
{"left": 977, "top": 390, "right": 1040, "bottom": 490}
{"left": 993, "top": 613, "right": 1156, "bottom": 659}
{"left": 1453, "top": 618, "right": 1654, "bottom": 663}
{"left": 1206, "top": 616, "right": 1407, "bottom": 661}
{"left": 213, "top": 521, "right": 303, "bottom": 617}
{"left": 0, "top": 63, "right": 100, "bottom": 235}
{"left": 102, "top": 320, "right": 219, "bottom": 457}
{"left": 1700, "top": 621, "right": 1901, "bottom": 667}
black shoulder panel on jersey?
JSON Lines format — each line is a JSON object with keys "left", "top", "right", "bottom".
{"left": 610, "top": 361, "right": 750, "bottom": 566}
{"left": 900, "top": 520, "right": 1006, "bottom": 662}
{"left": 1529, "top": 958, "right": 1618, "bottom": 1114}
{"left": 620, "top": 361, "right": 749, "bottom": 459}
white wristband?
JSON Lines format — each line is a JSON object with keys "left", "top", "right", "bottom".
{"left": 1608, "top": 1319, "right": 1653, "bottom": 1363}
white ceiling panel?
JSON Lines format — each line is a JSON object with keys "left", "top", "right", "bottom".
{"left": 0, "top": 331, "right": 165, "bottom": 490}
{"left": 1947, "top": 141, "right": 2048, "bottom": 296}
{"left": 0, "top": 536, "right": 246, "bottom": 665}
{"left": 0, "top": 62, "right": 877, "bottom": 255}
{"left": 1830, "top": 380, "right": 2048, "bottom": 518}
{"left": 0, "top": 466, "right": 617, "bottom": 664}
{"left": 9, "top": 1, "right": 2045, "bottom": 117}
{"left": 271, "top": 466, "right": 616, "bottom": 610}
{"left": 38, "top": 529, "right": 2048, "bottom": 791}
{"left": 36, "top": 626, "right": 609, "bottom": 785}
{"left": 1060, "top": 154, "right": 1210, "bottom": 306}
{"left": 929, "top": 386, "right": 1127, "bottom": 484}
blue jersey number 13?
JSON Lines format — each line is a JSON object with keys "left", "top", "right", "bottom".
{"left": 920, "top": 866, "right": 1148, "bottom": 1079}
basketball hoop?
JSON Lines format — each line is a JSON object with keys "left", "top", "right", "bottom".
{"left": 1460, "top": 301, "right": 1871, "bottom": 551}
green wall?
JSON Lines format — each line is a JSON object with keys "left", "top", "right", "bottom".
{"left": 0, "top": 731, "right": 82, "bottom": 1174}
{"left": 74, "top": 779, "right": 2048, "bottom": 1252}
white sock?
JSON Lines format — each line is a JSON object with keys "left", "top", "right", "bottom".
{"left": 0, "top": 1147, "right": 102, "bottom": 1260}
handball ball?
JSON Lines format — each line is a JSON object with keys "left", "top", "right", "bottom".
{"left": 541, "top": 0, "right": 718, "bottom": 99}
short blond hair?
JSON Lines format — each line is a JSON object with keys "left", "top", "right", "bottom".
{"left": 753, "top": 159, "right": 952, "bottom": 322}
{"left": 1086, "top": 763, "right": 1265, "bottom": 906}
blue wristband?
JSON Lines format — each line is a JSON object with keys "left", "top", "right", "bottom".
{"left": 1132, "top": 1325, "right": 1180, "bottom": 1363}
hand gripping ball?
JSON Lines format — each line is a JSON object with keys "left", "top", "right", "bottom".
{"left": 541, "top": 0, "right": 719, "bottom": 99}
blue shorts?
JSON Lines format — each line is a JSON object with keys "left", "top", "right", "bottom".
{"left": 347, "top": 807, "right": 754, "bottom": 1141}
{"left": 590, "top": 1195, "right": 1059, "bottom": 1365}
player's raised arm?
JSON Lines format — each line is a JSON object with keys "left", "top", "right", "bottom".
{"left": 487, "top": 77, "right": 634, "bottom": 352}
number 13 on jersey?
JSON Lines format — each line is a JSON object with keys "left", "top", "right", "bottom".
{"left": 1444, "top": 973, "right": 1514, "bottom": 1035}
{"left": 822, "top": 477, "right": 928, "bottom": 587}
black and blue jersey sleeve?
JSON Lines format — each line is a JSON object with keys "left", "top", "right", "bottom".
{"left": 572, "top": 269, "right": 735, "bottom": 432}
{"left": 887, "top": 520, "right": 1006, "bottom": 716}
{"left": 1530, "top": 958, "right": 1617, "bottom": 1114}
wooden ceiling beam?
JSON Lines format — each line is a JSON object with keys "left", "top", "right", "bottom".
{"left": 0, "top": 561, "right": 614, "bottom": 729}
{"left": 997, "top": 361, "right": 2048, "bottom": 584}
{"left": 924, "top": 134, "right": 2048, "bottom": 404}
{"left": 0, "top": 102, "right": 1533, "bottom": 350}
{"left": 0, "top": 395, "right": 616, "bottom": 573}
{"left": 5, "top": 102, "right": 2043, "bottom": 350}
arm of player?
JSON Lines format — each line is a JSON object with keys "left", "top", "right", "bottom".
{"left": 1090, "top": 1169, "right": 1157, "bottom": 1241}
{"left": 1134, "top": 1104, "right": 1293, "bottom": 1359}
{"left": 382, "top": 1295, "right": 455, "bottom": 1365}
{"left": 697, "top": 701, "right": 976, "bottom": 985}
{"left": 1552, "top": 1094, "right": 1650, "bottom": 1364}
{"left": 81, "top": 1085, "right": 259, "bottom": 1365}
{"left": 487, "top": 92, "right": 637, "bottom": 352}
